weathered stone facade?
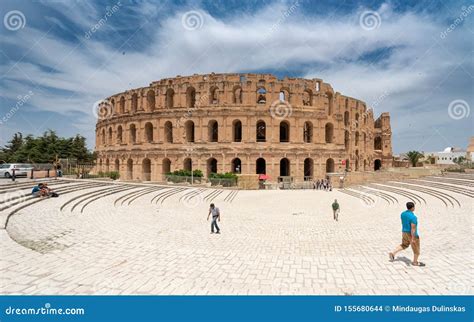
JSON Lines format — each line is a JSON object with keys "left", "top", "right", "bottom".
{"left": 95, "top": 73, "right": 392, "bottom": 182}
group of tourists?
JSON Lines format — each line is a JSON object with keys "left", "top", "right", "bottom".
{"left": 313, "top": 178, "right": 332, "bottom": 191}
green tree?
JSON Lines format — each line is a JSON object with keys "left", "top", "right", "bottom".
{"left": 453, "top": 156, "right": 466, "bottom": 165}
{"left": 406, "top": 151, "right": 424, "bottom": 167}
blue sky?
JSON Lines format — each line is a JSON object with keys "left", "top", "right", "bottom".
{"left": 0, "top": 0, "right": 473, "bottom": 153}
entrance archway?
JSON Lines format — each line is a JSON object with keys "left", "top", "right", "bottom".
{"left": 280, "top": 158, "right": 290, "bottom": 177}
{"left": 326, "top": 158, "right": 335, "bottom": 174}
{"left": 374, "top": 159, "right": 382, "bottom": 171}
{"left": 256, "top": 158, "right": 266, "bottom": 174}
{"left": 231, "top": 158, "right": 241, "bottom": 173}
{"left": 304, "top": 158, "right": 313, "bottom": 180}
{"left": 142, "top": 158, "right": 151, "bottom": 181}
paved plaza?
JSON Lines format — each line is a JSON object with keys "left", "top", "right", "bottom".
{"left": 0, "top": 175, "right": 472, "bottom": 295}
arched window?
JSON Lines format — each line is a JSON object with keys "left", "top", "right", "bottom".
{"left": 101, "top": 129, "right": 105, "bottom": 145}
{"left": 374, "top": 136, "right": 382, "bottom": 150}
{"left": 186, "top": 87, "right": 196, "bottom": 108}
{"left": 303, "top": 121, "right": 313, "bottom": 143}
{"left": 303, "top": 89, "right": 312, "bottom": 106}
{"left": 145, "top": 122, "right": 153, "bottom": 143}
{"left": 183, "top": 158, "right": 192, "bottom": 171}
{"left": 345, "top": 98, "right": 348, "bottom": 109}
{"left": 355, "top": 113, "right": 360, "bottom": 128}
{"left": 210, "top": 86, "right": 219, "bottom": 104}
{"left": 110, "top": 99, "right": 115, "bottom": 115}
{"left": 344, "top": 130, "right": 350, "bottom": 150}
{"left": 233, "top": 120, "right": 242, "bottom": 142}
{"left": 304, "top": 158, "right": 313, "bottom": 180}
{"left": 166, "top": 89, "right": 174, "bottom": 109}
{"left": 279, "top": 121, "right": 290, "bottom": 142}
{"left": 315, "top": 82, "right": 320, "bottom": 92}
{"left": 162, "top": 158, "right": 171, "bottom": 179}
{"left": 147, "top": 90, "right": 155, "bottom": 111}
{"left": 126, "top": 159, "right": 133, "bottom": 180}
{"left": 131, "top": 93, "right": 138, "bottom": 113}
{"left": 279, "top": 88, "right": 290, "bottom": 103}
{"left": 119, "top": 96, "right": 125, "bottom": 114}
{"left": 374, "top": 159, "right": 382, "bottom": 171}
{"left": 108, "top": 127, "right": 113, "bottom": 144}
{"left": 326, "top": 92, "right": 333, "bottom": 115}
{"left": 256, "top": 158, "right": 266, "bottom": 174}
{"left": 363, "top": 133, "right": 367, "bottom": 150}
{"left": 326, "top": 158, "right": 335, "bottom": 174}
{"left": 256, "top": 120, "right": 266, "bottom": 142}
{"left": 114, "top": 159, "right": 120, "bottom": 172}
{"left": 233, "top": 86, "right": 242, "bottom": 104}
{"left": 142, "top": 158, "right": 151, "bottom": 181}
{"left": 257, "top": 87, "right": 266, "bottom": 104}
{"left": 207, "top": 158, "right": 218, "bottom": 177}
{"left": 129, "top": 124, "right": 137, "bottom": 144}
{"left": 355, "top": 131, "right": 359, "bottom": 146}
{"left": 344, "top": 111, "right": 350, "bottom": 126}
{"left": 208, "top": 120, "right": 218, "bottom": 142}
{"left": 164, "top": 121, "right": 173, "bottom": 143}
{"left": 185, "top": 120, "right": 195, "bottom": 142}
{"left": 117, "top": 125, "right": 123, "bottom": 144}
{"left": 231, "top": 158, "right": 241, "bottom": 174}
{"left": 279, "top": 158, "right": 290, "bottom": 177}
{"left": 325, "top": 123, "right": 334, "bottom": 143}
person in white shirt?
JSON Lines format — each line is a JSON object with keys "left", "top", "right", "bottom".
{"left": 207, "top": 203, "right": 221, "bottom": 234}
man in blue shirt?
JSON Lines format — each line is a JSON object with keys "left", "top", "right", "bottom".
{"left": 389, "top": 202, "right": 425, "bottom": 266}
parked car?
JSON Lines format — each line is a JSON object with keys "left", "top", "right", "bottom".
{"left": 0, "top": 163, "right": 34, "bottom": 178}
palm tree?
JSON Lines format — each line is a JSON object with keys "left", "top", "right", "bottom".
{"left": 406, "top": 151, "right": 424, "bottom": 167}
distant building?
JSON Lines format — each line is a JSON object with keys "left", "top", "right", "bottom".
{"left": 467, "top": 137, "right": 474, "bottom": 161}
{"left": 427, "top": 147, "right": 465, "bottom": 165}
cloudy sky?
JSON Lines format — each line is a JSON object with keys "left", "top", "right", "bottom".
{"left": 0, "top": 0, "right": 472, "bottom": 153}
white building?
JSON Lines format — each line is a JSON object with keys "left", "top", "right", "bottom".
{"left": 428, "top": 147, "right": 466, "bottom": 165}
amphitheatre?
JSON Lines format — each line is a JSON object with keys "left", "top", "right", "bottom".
{"left": 0, "top": 73, "right": 472, "bottom": 296}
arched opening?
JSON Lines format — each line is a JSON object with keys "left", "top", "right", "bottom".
{"left": 315, "top": 81, "right": 320, "bottom": 92}
{"left": 183, "top": 158, "right": 192, "bottom": 171}
{"left": 166, "top": 88, "right": 174, "bottom": 109}
{"left": 164, "top": 121, "right": 173, "bottom": 143}
{"left": 280, "top": 158, "right": 290, "bottom": 177}
{"left": 374, "top": 136, "right": 382, "bottom": 150}
{"left": 147, "top": 90, "right": 155, "bottom": 111}
{"left": 126, "top": 159, "right": 133, "bottom": 180}
{"left": 279, "top": 121, "right": 290, "bottom": 142}
{"left": 345, "top": 159, "right": 350, "bottom": 171}
{"left": 208, "top": 120, "right": 218, "bottom": 142}
{"left": 107, "top": 127, "right": 112, "bottom": 144}
{"left": 344, "top": 130, "right": 350, "bottom": 150}
{"left": 374, "top": 159, "right": 382, "bottom": 171}
{"left": 231, "top": 158, "right": 241, "bottom": 174}
{"left": 364, "top": 159, "right": 367, "bottom": 171}
{"left": 162, "top": 158, "right": 171, "bottom": 179}
{"left": 114, "top": 159, "right": 120, "bottom": 172}
{"left": 131, "top": 93, "right": 138, "bottom": 113}
{"left": 129, "top": 124, "right": 137, "bottom": 144}
{"left": 304, "top": 158, "right": 313, "bottom": 180}
{"left": 256, "top": 158, "right": 266, "bottom": 174}
{"left": 256, "top": 120, "right": 266, "bottom": 142}
{"left": 105, "top": 159, "right": 110, "bottom": 172}
{"left": 233, "top": 86, "right": 242, "bottom": 104}
{"left": 207, "top": 158, "right": 218, "bottom": 177}
{"left": 304, "top": 121, "right": 313, "bottom": 143}
{"left": 119, "top": 96, "right": 125, "bottom": 114}
{"left": 142, "top": 158, "right": 151, "bottom": 181}
{"left": 210, "top": 86, "right": 219, "bottom": 104}
{"left": 325, "top": 123, "right": 334, "bottom": 143}
{"left": 117, "top": 126, "right": 123, "bottom": 144}
{"left": 185, "top": 120, "right": 195, "bottom": 142}
{"left": 101, "top": 129, "right": 106, "bottom": 145}
{"left": 303, "top": 89, "right": 312, "bottom": 106}
{"left": 326, "top": 92, "right": 333, "bottom": 115}
{"left": 99, "top": 159, "right": 102, "bottom": 171}
{"left": 145, "top": 122, "right": 153, "bottom": 143}
{"left": 186, "top": 87, "right": 196, "bottom": 108}
{"left": 355, "top": 131, "right": 359, "bottom": 146}
{"left": 345, "top": 98, "right": 348, "bottom": 109}
{"left": 326, "top": 158, "right": 335, "bottom": 174}
{"left": 355, "top": 158, "right": 359, "bottom": 171}
{"left": 344, "top": 111, "right": 350, "bottom": 126}
{"left": 257, "top": 87, "right": 266, "bottom": 104}
{"left": 355, "top": 113, "right": 360, "bottom": 128}
{"left": 233, "top": 120, "right": 242, "bottom": 142}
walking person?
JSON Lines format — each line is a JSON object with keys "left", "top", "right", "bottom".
{"left": 207, "top": 203, "right": 221, "bottom": 234}
{"left": 332, "top": 199, "right": 340, "bottom": 221}
{"left": 389, "top": 202, "right": 425, "bottom": 266}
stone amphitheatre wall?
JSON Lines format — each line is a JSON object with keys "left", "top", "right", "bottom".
{"left": 95, "top": 73, "right": 393, "bottom": 183}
